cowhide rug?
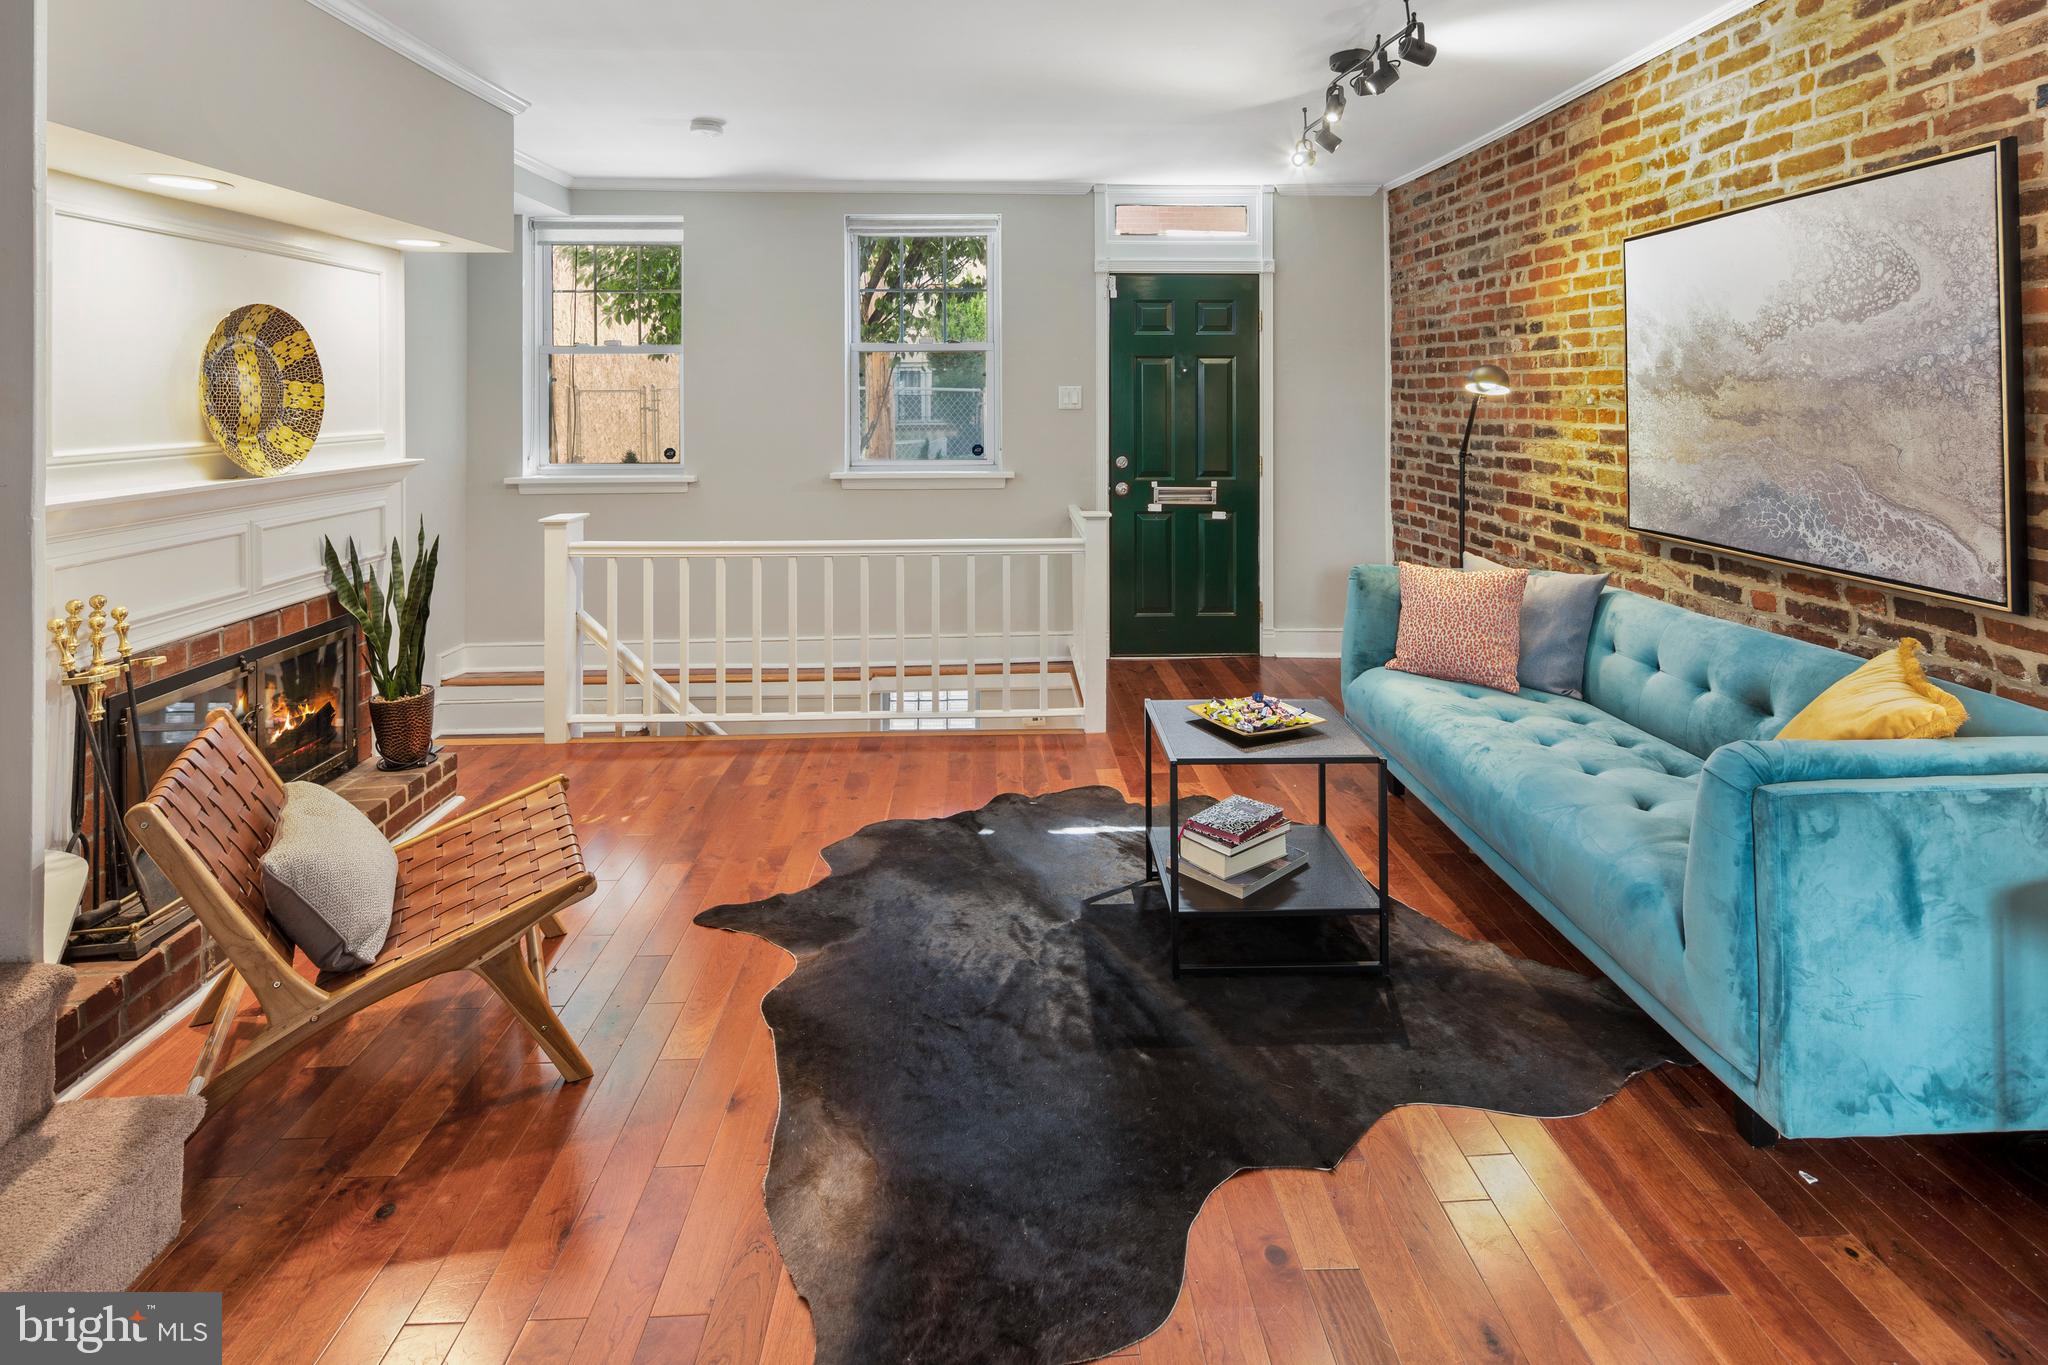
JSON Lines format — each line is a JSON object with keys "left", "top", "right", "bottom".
{"left": 696, "top": 786, "right": 1679, "bottom": 1363}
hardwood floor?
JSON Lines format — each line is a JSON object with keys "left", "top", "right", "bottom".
{"left": 102, "top": 657, "right": 2048, "bottom": 1364}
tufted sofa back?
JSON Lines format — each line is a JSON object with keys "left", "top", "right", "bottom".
{"left": 1342, "top": 563, "right": 2048, "bottom": 756}
{"left": 1582, "top": 589, "right": 2048, "bottom": 757}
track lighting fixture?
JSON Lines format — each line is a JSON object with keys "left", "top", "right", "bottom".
{"left": 1291, "top": 1, "right": 1436, "bottom": 165}
{"left": 1292, "top": 108, "right": 1320, "bottom": 166}
{"left": 1399, "top": 19, "right": 1437, "bottom": 67}
{"left": 1370, "top": 48, "right": 1400, "bottom": 92}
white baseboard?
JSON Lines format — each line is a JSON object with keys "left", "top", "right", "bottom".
{"left": 439, "top": 640, "right": 543, "bottom": 675}
{"left": 1261, "top": 627, "right": 1341, "bottom": 659}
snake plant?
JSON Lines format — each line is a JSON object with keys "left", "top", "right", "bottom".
{"left": 322, "top": 520, "right": 440, "bottom": 700}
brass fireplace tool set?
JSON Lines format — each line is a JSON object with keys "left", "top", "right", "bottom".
{"left": 49, "top": 596, "right": 187, "bottom": 959}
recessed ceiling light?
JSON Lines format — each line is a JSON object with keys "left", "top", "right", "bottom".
{"left": 146, "top": 174, "right": 231, "bottom": 192}
{"left": 395, "top": 238, "right": 444, "bottom": 249}
{"left": 689, "top": 116, "right": 726, "bottom": 138}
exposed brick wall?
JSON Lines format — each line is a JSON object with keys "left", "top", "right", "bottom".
{"left": 1386, "top": 0, "right": 2048, "bottom": 701}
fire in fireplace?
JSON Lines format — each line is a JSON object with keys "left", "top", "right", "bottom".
{"left": 90, "top": 618, "right": 359, "bottom": 919}
{"left": 253, "top": 627, "right": 350, "bottom": 782}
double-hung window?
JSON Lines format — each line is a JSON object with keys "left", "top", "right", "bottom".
{"left": 846, "top": 216, "right": 1000, "bottom": 471}
{"left": 527, "top": 220, "right": 685, "bottom": 481}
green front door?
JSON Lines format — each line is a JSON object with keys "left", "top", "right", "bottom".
{"left": 1108, "top": 274, "right": 1260, "bottom": 656}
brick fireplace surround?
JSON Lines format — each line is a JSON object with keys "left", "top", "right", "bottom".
{"left": 54, "top": 595, "right": 457, "bottom": 1090}
{"left": 1386, "top": 0, "right": 2048, "bottom": 706}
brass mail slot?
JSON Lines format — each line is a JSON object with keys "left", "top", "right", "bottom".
{"left": 1149, "top": 481, "right": 1219, "bottom": 507}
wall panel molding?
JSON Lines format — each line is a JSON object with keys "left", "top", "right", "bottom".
{"left": 48, "top": 460, "right": 411, "bottom": 652}
{"left": 47, "top": 174, "right": 402, "bottom": 501}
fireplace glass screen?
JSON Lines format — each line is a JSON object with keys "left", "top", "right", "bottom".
{"left": 255, "top": 630, "right": 351, "bottom": 781}
{"left": 119, "top": 619, "right": 357, "bottom": 806}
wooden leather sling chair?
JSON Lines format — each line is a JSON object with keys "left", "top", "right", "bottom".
{"left": 125, "top": 709, "right": 596, "bottom": 1105}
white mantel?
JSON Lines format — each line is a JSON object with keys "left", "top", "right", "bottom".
{"left": 46, "top": 458, "right": 415, "bottom": 653}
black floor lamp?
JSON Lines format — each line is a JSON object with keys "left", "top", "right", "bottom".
{"left": 1456, "top": 363, "right": 1511, "bottom": 558}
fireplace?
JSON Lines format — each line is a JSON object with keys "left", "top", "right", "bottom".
{"left": 74, "top": 617, "right": 359, "bottom": 955}
{"left": 118, "top": 618, "right": 359, "bottom": 794}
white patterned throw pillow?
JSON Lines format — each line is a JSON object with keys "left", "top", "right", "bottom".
{"left": 260, "top": 781, "right": 398, "bottom": 974}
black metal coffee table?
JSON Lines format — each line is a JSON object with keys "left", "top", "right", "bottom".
{"left": 1092, "top": 697, "right": 1393, "bottom": 978}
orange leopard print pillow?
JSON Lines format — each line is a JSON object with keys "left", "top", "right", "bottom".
{"left": 1387, "top": 561, "right": 1527, "bottom": 693}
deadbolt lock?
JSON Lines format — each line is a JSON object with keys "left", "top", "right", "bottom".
{"left": 1114, "top": 455, "right": 1129, "bottom": 469}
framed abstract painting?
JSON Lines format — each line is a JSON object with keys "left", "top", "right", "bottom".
{"left": 1624, "top": 138, "right": 2023, "bottom": 612}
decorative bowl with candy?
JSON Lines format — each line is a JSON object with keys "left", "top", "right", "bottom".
{"left": 1187, "top": 693, "right": 1326, "bottom": 741}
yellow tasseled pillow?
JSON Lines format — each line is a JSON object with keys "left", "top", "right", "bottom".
{"left": 1776, "top": 638, "right": 1967, "bottom": 741}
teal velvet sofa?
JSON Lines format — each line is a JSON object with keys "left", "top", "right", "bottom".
{"left": 1340, "top": 563, "right": 2048, "bottom": 1142}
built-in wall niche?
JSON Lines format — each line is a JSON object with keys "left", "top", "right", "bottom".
{"left": 46, "top": 171, "right": 404, "bottom": 503}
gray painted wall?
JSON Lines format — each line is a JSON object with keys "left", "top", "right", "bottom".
{"left": 1273, "top": 192, "right": 1387, "bottom": 635}
{"left": 48, "top": 0, "right": 511, "bottom": 250}
{"left": 458, "top": 188, "right": 1389, "bottom": 657}
{"left": 463, "top": 191, "right": 1098, "bottom": 651}
{"left": 403, "top": 253, "right": 470, "bottom": 683}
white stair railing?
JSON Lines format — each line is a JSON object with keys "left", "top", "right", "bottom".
{"left": 541, "top": 507, "right": 1110, "bottom": 741}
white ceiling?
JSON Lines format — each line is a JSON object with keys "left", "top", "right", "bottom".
{"left": 348, "top": 0, "right": 1744, "bottom": 190}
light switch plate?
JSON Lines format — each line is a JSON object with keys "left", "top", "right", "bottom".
{"left": 1057, "top": 385, "right": 1082, "bottom": 410}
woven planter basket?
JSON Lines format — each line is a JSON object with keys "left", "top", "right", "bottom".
{"left": 369, "top": 686, "right": 436, "bottom": 767}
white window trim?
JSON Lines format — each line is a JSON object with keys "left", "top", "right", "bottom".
{"left": 843, "top": 214, "right": 1003, "bottom": 482}
{"left": 830, "top": 468, "right": 1016, "bottom": 490}
{"left": 515, "top": 216, "right": 693, "bottom": 491}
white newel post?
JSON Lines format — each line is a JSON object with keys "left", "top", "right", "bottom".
{"left": 541, "top": 513, "right": 588, "bottom": 744}
{"left": 1069, "top": 506, "right": 1111, "bottom": 732}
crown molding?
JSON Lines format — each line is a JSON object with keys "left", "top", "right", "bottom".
{"left": 524, "top": 165, "right": 1381, "bottom": 197}
{"left": 569, "top": 175, "right": 1098, "bottom": 195}
{"left": 1273, "top": 182, "right": 1383, "bottom": 196}
{"left": 1385, "top": 0, "right": 1758, "bottom": 191}
{"left": 513, "top": 149, "right": 574, "bottom": 188}
{"left": 301, "top": 0, "right": 530, "bottom": 116}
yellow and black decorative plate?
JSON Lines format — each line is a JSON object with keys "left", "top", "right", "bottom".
{"left": 199, "top": 304, "right": 324, "bottom": 476}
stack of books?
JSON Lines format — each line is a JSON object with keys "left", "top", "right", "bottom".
{"left": 1177, "top": 795, "right": 1307, "bottom": 899}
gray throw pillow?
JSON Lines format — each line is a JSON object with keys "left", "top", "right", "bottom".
{"left": 1463, "top": 553, "right": 1610, "bottom": 698}
{"left": 260, "top": 781, "right": 398, "bottom": 974}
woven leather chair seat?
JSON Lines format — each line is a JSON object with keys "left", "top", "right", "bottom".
{"left": 317, "top": 781, "right": 585, "bottom": 987}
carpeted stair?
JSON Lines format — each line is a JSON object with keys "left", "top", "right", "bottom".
{"left": 0, "top": 962, "right": 205, "bottom": 1291}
